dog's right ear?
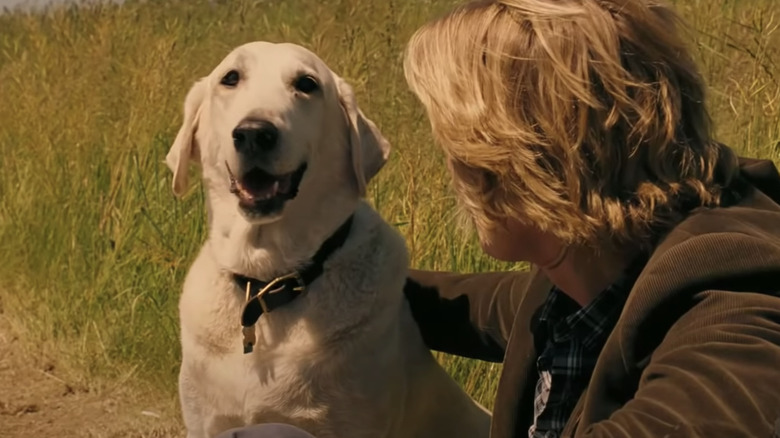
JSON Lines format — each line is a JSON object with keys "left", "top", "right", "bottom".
{"left": 335, "top": 75, "right": 391, "bottom": 197}
{"left": 166, "top": 78, "right": 207, "bottom": 197}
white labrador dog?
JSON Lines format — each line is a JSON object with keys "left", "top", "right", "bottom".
{"left": 165, "top": 41, "right": 491, "bottom": 438}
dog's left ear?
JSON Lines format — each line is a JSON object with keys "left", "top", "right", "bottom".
{"left": 166, "top": 77, "right": 207, "bottom": 197}
{"left": 335, "top": 76, "right": 391, "bottom": 197}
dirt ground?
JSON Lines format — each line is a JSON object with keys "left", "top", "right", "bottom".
{"left": 0, "top": 314, "right": 184, "bottom": 438}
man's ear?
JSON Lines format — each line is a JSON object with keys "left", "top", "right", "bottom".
{"left": 166, "top": 77, "right": 207, "bottom": 197}
{"left": 335, "top": 75, "right": 391, "bottom": 197}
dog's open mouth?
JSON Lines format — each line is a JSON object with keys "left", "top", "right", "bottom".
{"left": 226, "top": 161, "right": 307, "bottom": 215}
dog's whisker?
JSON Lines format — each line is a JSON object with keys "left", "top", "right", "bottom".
{"left": 225, "top": 160, "right": 239, "bottom": 194}
{"left": 225, "top": 160, "right": 235, "bottom": 181}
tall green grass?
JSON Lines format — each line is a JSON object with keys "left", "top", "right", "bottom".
{"left": 0, "top": 0, "right": 778, "bottom": 411}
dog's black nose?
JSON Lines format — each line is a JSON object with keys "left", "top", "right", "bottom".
{"left": 232, "top": 120, "right": 279, "bottom": 153}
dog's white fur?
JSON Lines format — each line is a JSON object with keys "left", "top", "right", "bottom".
{"left": 166, "top": 41, "right": 491, "bottom": 438}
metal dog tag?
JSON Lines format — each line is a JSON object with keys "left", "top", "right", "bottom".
{"left": 242, "top": 325, "right": 256, "bottom": 354}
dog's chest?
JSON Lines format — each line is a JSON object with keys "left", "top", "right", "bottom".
{"left": 199, "top": 339, "right": 385, "bottom": 431}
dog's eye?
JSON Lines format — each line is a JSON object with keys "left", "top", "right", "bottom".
{"left": 220, "top": 70, "right": 240, "bottom": 87}
{"left": 293, "top": 75, "right": 319, "bottom": 94}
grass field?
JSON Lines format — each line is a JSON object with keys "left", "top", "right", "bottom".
{"left": 0, "top": 0, "right": 778, "bottom": 416}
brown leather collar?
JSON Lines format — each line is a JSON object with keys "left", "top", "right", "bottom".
{"left": 233, "top": 215, "right": 353, "bottom": 353}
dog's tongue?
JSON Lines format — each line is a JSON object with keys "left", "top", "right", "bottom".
{"left": 238, "top": 169, "right": 296, "bottom": 202}
{"left": 277, "top": 174, "right": 292, "bottom": 194}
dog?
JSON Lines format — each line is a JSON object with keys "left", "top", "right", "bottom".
{"left": 165, "top": 41, "right": 491, "bottom": 438}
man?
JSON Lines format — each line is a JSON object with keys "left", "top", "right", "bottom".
{"left": 401, "top": 0, "right": 780, "bottom": 437}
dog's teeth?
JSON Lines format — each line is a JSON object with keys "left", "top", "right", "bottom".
{"left": 260, "top": 181, "right": 278, "bottom": 200}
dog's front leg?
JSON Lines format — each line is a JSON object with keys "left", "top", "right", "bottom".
{"left": 179, "top": 364, "right": 209, "bottom": 438}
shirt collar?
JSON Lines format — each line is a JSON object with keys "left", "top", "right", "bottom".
{"left": 535, "top": 253, "right": 648, "bottom": 350}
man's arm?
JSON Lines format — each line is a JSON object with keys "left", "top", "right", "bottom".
{"left": 580, "top": 289, "right": 780, "bottom": 438}
{"left": 404, "top": 267, "right": 541, "bottom": 362}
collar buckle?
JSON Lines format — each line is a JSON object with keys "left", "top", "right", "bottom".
{"left": 250, "top": 272, "right": 306, "bottom": 313}
{"left": 241, "top": 272, "right": 306, "bottom": 354}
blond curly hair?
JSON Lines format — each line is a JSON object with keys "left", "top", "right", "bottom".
{"left": 403, "top": 0, "right": 739, "bottom": 249}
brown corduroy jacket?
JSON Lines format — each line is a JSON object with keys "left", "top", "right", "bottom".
{"left": 404, "top": 157, "right": 780, "bottom": 438}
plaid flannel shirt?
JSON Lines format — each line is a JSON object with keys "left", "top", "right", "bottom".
{"left": 528, "top": 259, "right": 645, "bottom": 438}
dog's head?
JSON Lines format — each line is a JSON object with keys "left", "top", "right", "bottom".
{"left": 165, "top": 41, "right": 390, "bottom": 225}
